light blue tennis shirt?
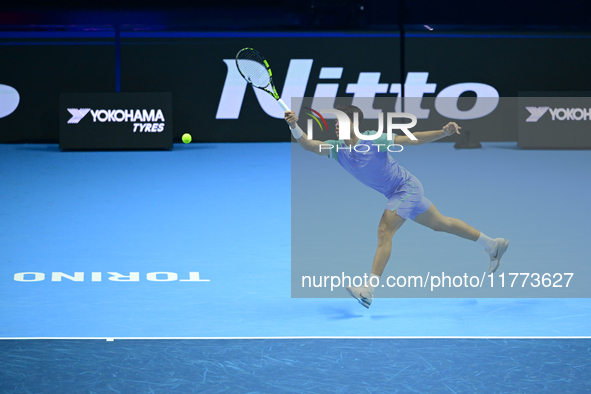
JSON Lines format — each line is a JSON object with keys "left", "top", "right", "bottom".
{"left": 324, "top": 130, "right": 412, "bottom": 197}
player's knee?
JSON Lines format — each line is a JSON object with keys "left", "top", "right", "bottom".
{"left": 377, "top": 225, "right": 394, "bottom": 243}
{"left": 431, "top": 217, "right": 452, "bottom": 232}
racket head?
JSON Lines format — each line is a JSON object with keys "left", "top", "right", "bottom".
{"left": 235, "top": 48, "right": 278, "bottom": 98}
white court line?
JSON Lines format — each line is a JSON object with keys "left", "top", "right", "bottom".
{"left": 1, "top": 336, "right": 591, "bottom": 340}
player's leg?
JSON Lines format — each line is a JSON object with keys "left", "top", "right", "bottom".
{"left": 413, "top": 204, "right": 479, "bottom": 241}
{"left": 346, "top": 209, "right": 405, "bottom": 309}
{"left": 413, "top": 203, "right": 509, "bottom": 273}
{"left": 371, "top": 209, "right": 406, "bottom": 276}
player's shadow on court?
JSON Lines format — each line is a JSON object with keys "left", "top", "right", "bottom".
{"left": 321, "top": 306, "right": 365, "bottom": 320}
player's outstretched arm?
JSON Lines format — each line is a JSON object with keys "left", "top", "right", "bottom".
{"left": 396, "top": 122, "right": 461, "bottom": 146}
{"left": 285, "top": 111, "right": 330, "bottom": 156}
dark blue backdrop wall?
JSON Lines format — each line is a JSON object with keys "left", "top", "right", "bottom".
{"left": 1, "top": 31, "right": 590, "bottom": 143}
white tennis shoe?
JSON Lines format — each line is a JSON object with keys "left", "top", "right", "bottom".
{"left": 346, "top": 286, "right": 373, "bottom": 309}
{"left": 488, "top": 238, "right": 509, "bottom": 274}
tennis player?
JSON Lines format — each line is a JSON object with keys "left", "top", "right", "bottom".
{"left": 285, "top": 106, "right": 509, "bottom": 308}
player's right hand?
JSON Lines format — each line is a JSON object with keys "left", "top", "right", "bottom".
{"left": 285, "top": 111, "right": 298, "bottom": 128}
{"left": 442, "top": 122, "right": 461, "bottom": 137}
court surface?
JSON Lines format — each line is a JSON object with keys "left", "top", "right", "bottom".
{"left": 1, "top": 141, "right": 591, "bottom": 338}
{"left": 2, "top": 338, "right": 590, "bottom": 393}
{"left": 2, "top": 141, "right": 591, "bottom": 393}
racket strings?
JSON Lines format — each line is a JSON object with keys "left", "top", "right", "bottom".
{"left": 236, "top": 50, "right": 271, "bottom": 88}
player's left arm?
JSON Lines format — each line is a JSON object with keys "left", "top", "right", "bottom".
{"left": 395, "top": 122, "right": 460, "bottom": 146}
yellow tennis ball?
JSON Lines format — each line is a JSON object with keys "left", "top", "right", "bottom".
{"left": 182, "top": 133, "right": 192, "bottom": 144}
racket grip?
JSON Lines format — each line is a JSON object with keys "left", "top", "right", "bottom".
{"left": 277, "top": 99, "right": 291, "bottom": 112}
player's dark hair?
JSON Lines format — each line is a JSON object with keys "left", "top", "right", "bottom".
{"left": 336, "top": 105, "right": 364, "bottom": 126}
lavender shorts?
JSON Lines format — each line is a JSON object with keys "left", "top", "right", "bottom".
{"left": 386, "top": 175, "right": 432, "bottom": 221}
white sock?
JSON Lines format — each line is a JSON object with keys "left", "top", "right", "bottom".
{"left": 366, "top": 274, "right": 380, "bottom": 294}
{"left": 477, "top": 232, "right": 497, "bottom": 251}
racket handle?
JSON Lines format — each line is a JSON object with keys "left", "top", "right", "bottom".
{"left": 277, "top": 98, "right": 290, "bottom": 112}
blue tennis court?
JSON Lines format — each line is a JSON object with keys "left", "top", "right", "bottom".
{"left": 1, "top": 141, "right": 590, "bottom": 392}
{"left": 2, "top": 338, "right": 590, "bottom": 393}
{"left": 1, "top": 141, "right": 591, "bottom": 338}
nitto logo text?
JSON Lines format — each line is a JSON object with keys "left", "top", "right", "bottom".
{"left": 217, "top": 60, "right": 500, "bottom": 120}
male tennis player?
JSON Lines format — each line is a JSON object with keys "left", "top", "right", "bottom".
{"left": 285, "top": 106, "right": 509, "bottom": 308}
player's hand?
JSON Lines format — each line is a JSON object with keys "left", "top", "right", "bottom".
{"left": 285, "top": 111, "right": 298, "bottom": 129}
{"left": 442, "top": 122, "right": 461, "bottom": 137}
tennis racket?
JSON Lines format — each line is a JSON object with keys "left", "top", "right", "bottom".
{"left": 235, "top": 48, "right": 290, "bottom": 112}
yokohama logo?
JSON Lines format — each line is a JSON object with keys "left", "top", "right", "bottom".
{"left": 67, "top": 108, "right": 165, "bottom": 124}
{"left": 526, "top": 106, "right": 591, "bottom": 122}
{"left": 67, "top": 108, "right": 91, "bottom": 124}
{"left": 525, "top": 107, "right": 549, "bottom": 122}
